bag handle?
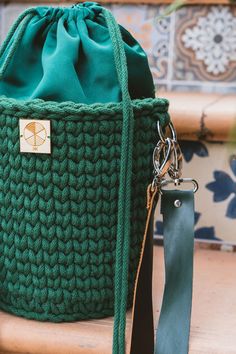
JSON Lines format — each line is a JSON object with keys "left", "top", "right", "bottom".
{"left": 102, "top": 8, "right": 135, "bottom": 354}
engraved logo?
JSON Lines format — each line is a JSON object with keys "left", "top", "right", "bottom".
{"left": 19, "top": 119, "right": 51, "bottom": 154}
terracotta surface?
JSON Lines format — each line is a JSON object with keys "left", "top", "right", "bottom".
{"left": 160, "top": 92, "right": 236, "bottom": 142}
{"left": 0, "top": 246, "right": 235, "bottom": 354}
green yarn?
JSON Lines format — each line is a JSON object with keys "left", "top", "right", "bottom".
{"left": 0, "top": 95, "right": 169, "bottom": 322}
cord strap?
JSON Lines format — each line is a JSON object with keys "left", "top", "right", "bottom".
{"left": 103, "top": 9, "right": 134, "bottom": 354}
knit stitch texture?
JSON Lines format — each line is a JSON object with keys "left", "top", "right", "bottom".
{"left": 0, "top": 96, "right": 169, "bottom": 322}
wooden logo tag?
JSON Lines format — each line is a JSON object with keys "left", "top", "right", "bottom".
{"left": 19, "top": 119, "right": 51, "bottom": 154}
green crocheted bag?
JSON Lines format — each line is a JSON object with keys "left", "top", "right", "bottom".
{"left": 0, "top": 3, "right": 169, "bottom": 353}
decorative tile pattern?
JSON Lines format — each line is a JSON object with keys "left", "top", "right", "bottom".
{"left": 174, "top": 6, "right": 236, "bottom": 83}
{"left": 147, "top": 6, "right": 172, "bottom": 84}
{"left": 155, "top": 141, "right": 236, "bottom": 245}
{"left": 182, "top": 7, "right": 236, "bottom": 76}
{"left": 111, "top": 5, "right": 155, "bottom": 54}
{"left": 110, "top": 5, "right": 171, "bottom": 85}
{"left": 110, "top": 4, "right": 236, "bottom": 93}
{"left": 180, "top": 140, "right": 209, "bottom": 162}
{"left": 206, "top": 156, "right": 236, "bottom": 219}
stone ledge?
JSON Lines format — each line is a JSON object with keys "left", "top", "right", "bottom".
{"left": 160, "top": 92, "right": 236, "bottom": 142}
{"left": 0, "top": 247, "right": 235, "bottom": 354}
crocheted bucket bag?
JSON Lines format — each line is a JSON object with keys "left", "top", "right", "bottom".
{"left": 0, "top": 3, "right": 170, "bottom": 353}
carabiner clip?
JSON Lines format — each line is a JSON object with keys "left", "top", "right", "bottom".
{"left": 152, "top": 137, "right": 172, "bottom": 179}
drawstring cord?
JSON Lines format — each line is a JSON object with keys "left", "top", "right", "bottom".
{"left": 103, "top": 9, "right": 134, "bottom": 354}
{"left": 0, "top": 8, "right": 36, "bottom": 80}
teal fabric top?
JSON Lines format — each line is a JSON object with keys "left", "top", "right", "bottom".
{"left": 0, "top": 2, "right": 155, "bottom": 103}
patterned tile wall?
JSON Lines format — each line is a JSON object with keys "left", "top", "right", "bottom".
{"left": 110, "top": 4, "right": 236, "bottom": 94}
{"left": 0, "top": 3, "right": 236, "bottom": 93}
{"left": 155, "top": 141, "right": 236, "bottom": 247}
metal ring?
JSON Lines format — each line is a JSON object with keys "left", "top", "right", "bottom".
{"left": 168, "top": 140, "right": 183, "bottom": 180}
{"left": 152, "top": 138, "right": 172, "bottom": 179}
{"left": 157, "top": 121, "right": 177, "bottom": 143}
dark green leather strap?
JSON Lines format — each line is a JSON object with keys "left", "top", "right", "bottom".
{"left": 155, "top": 189, "right": 194, "bottom": 354}
{"left": 130, "top": 188, "right": 194, "bottom": 354}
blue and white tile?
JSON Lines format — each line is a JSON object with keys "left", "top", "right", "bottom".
{"left": 173, "top": 6, "right": 236, "bottom": 85}
{"left": 111, "top": 4, "right": 172, "bottom": 90}
{"left": 155, "top": 141, "right": 236, "bottom": 245}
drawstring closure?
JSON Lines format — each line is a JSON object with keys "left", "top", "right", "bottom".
{"left": 0, "top": 8, "right": 36, "bottom": 80}
{"left": 0, "top": 3, "right": 103, "bottom": 80}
